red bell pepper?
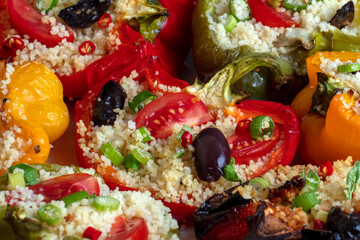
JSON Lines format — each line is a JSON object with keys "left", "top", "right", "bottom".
{"left": 225, "top": 100, "right": 301, "bottom": 178}
{"left": 112, "top": 0, "right": 194, "bottom": 77}
{"left": 74, "top": 62, "right": 194, "bottom": 221}
{"left": 248, "top": 0, "right": 299, "bottom": 28}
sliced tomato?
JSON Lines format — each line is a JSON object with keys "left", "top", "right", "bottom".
{"left": 248, "top": 0, "right": 299, "bottom": 28}
{"left": 29, "top": 173, "right": 100, "bottom": 201}
{"left": 107, "top": 217, "right": 148, "bottom": 240}
{"left": 7, "top": 0, "right": 74, "bottom": 47}
{"left": 227, "top": 119, "right": 280, "bottom": 165}
{"left": 135, "top": 92, "right": 213, "bottom": 139}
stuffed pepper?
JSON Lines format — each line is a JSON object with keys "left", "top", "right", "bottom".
{"left": 0, "top": 163, "right": 179, "bottom": 240}
{"left": 194, "top": 157, "right": 360, "bottom": 239}
{"left": 193, "top": 0, "right": 360, "bottom": 78}
{"left": 291, "top": 51, "right": 360, "bottom": 165}
{"left": 0, "top": 59, "right": 69, "bottom": 175}
{"left": 1, "top": 0, "right": 193, "bottom": 97}
{"left": 75, "top": 52, "right": 301, "bottom": 221}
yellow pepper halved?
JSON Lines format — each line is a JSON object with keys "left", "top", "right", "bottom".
{"left": 291, "top": 51, "right": 360, "bottom": 165}
{"left": 0, "top": 61, "right": 69, "bottom": 173}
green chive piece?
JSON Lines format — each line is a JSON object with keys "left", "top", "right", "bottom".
{"left": 224, "top": 15, "right": 237, "bottom": 32}
{"left": 292, "top": 191, "right": 321, "bottom": 212}
{"left": 125, "top": 154, "right": 140, "bottom": 171}
{"left": 283, "top": 0, "right": 311, "bottom": 12}
{"left": 128, "top": 90, "right": 157, "bottom": 113}
{"left": 8, "top": 172, "right": 26, "bottom": 189}
{"left": 37, "top": 204, "right": 62, "bottom": 226}
{"left": 249, "top": 116, "right": 275, "bottom": 140}
{"left": 137, "top": 126, "right": 152, "bottom": 143}
{"left": 100, "top": 142, "right": 124, "bottom": 167}
{"left": 36, "top": 0, "right": 58, "bottom": 13}
{"left": 223, "top": 157, "right": 242, "bottom": 182}
{"left": 174, "top": 148, "right": 186, "bottom": 158}
{"left": 229, "top": 0, "right": 252, "bottom": 22}
{"left": 9, "top": 163, "right": 39, "bottom": 185}
{"left": 131, "top": 148, "right": 152, "bottom": 165}
{"left": 176, "top": 125, "right": 191, "bottom": 143}
{"left": 337, "top": 63, "right": 360, "bottom": 73}
{"left": 249, "top": 177, "right": 270, "bottom": 192}
{"left": 93, "top": 196, "right": 120, "bottom": 211}
{"left": 61, "top": 191, "right": 91, "bottom": 207}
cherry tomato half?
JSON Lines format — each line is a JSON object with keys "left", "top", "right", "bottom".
{"left": 227, "top": 119, "right": 280, "bottom": 165}
{"left": 29, "top": 173, "right": 100, "bottom": 201}
{"left": 107, "top": 217, "right": 149, "bottom": 240}
{"left": 7, "top": 0, "right": 74, "bottom": 47}
{"left": 135, "top": 92, "right": 213, "bottom": 139}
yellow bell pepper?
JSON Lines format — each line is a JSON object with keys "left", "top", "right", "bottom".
{"left": 0, "top": 61, "right": 69, "bottom": 173}
{"left": 2, "top": 61, "right": 69, "bottom": 143}
{"left": 291, "top": 51, "right": 360, "bottom": 165}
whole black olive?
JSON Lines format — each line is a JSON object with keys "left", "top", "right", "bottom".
{"left": 193, "top": 127, "right": 231, "bottom": 182}
{"left": 58, "top": 0, "right": 111, "bottom": 29}
{"left": 93, "top": 80, "right": 127, "bottom": 127}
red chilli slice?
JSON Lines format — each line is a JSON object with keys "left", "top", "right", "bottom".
{"left": 320, "top": 161, "right": 333, "bottom": 177}
{"left": 4, "top": 37, "right": 24, "bottom": 52}
{"left": 98, "top": 13, "right": 112, "bottom": 28}
{"left": 83, "top": 226, "right": 102, "bottom": 240}
{"left": 79, "top": 41, "right": 96, "bottom": 55}
{"left": 181, "top": 131, "right": 193, "bottom": 148}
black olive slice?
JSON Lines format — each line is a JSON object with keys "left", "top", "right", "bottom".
{"left": 58, "top": 0, "right": 111, "bottom": 29}
{"left": 329, "top": 1, "right": 354, "bottom": 30}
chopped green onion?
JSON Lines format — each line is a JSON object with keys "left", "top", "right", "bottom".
{"left": 176, "top": 125, "right": 192, "bottom": 142}
{"left": 100, "top": 142, "right": 124, "bottom": 167}
{"left": 125, "top": 154, "right": 140, "bottom": 171}
{"left": 131, "top": 148, "right": 153, "bottom": 164}
{"left": 223, "top": 157, "right": 242, "bottom": 182}
{"left": 61, "top": 191, "right": 91, "bottom": 207}
{"left": 301, "top": 168, "right": 320, "bottom": 193}
{"left": 249, "top": 177, "right": 270, "bottom": 192}
{"left": 224, "top": 15, "right": 237, "bottom": 32}
{"left": 9, "top": 163, "right": 39, "bottom": 185}
{"left": 93, "top": 196, "right": 120, "bottom": 211}
{"left": 36, "top": 0, "right": 58, "bottom": 13}
{"left": 283, "top": 0, "right": 311, "bottom": 12}
{"left": 137, "top": 126, "right": 152, "bottom": 143}
{"left": 292, "top": 191, "right": 321, "bottom": 212}
{"left": 315, "top": 210, "right": 328, "bottom": 223}
{"left": 249, "top": 116, "right": 275, "bottom": 139}
{"left": 229, "top": 0, "right": 252, "bottom": 22}
{"left": 8, "top": 172, "right": 26, "bottom": 189}
{"left": 37, "top": 204, "right": 62, "bottom": 226}
{"left": 174, "top": 148, "right": 186, "bottom": 158}
{"left": 337, "top": 63, "right": 360, "bottom": 73}
{"left": 128, "top": 90, "right": 157, "bottom": 113}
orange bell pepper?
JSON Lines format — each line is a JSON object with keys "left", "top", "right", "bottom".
{"left": 291, "top": 51, "right": 360, "bottom": 165}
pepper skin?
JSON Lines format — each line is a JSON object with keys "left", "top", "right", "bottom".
{"left": 291, "top": 51, "right": 360, "bottom": 165}
{"left": 2, "top": 62, "right": 69, "bottom": 143}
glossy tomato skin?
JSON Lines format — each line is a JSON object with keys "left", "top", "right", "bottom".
{"left": 107, "top": 217, "right": 149, "bottom": 240}
{"left": 248, "top": 0, "right": 299, "bottom": 28}
{"left": 135, "top": 92, "right": 213, "bottom": 139}
{"left": 29, "top": 173, "right": 100, "bottom": 201}
{"left": 7, "top": 0, "right": 74, "bottom": 47}
{"left": 227, "top": 120, "right": 280, "bottom": 165}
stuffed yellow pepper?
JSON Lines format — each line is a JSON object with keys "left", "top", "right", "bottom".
{"left": 0, "top": 60, "right": 69, "bottom": 174}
